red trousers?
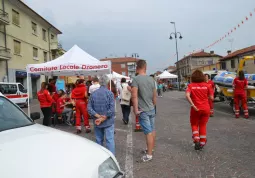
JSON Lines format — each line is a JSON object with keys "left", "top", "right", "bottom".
{"left": 208, "top": 99, "right": 214, "bottom": 116}
{"left": 190, "top": 108, "right": 210, "bottom": 146}
{"left": 75, "top": 100, "right": 90, "bottom": 130}
{"left": 234, "top": 93, "right": 249, "bottom": 118}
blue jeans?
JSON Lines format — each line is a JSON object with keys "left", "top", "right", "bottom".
{"left": 139, "top": 109, "right": 156, "bottom": 135}
{"left": 94, "top": 124, "right": 115, "bottom": 155}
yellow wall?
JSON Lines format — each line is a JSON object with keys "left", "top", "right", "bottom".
{"left": 1, "top": 0, "right": 59, "bottom": 70}
{"left": 0, "top": 0, "right": 61, "bottom": 97}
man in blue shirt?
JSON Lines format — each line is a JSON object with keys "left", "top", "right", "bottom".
{"left": 87, "top": 75, "right": 115, "bottom": 154}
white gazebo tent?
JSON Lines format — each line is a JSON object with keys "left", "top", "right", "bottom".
{"left": 157, "top": 70, "right": 178, "bottom": 79}
{"left": 107, "top": 71, "right": 130, "bottom": 80}
{"left": 26, "top": 45, "right": 111, "bottom": 115}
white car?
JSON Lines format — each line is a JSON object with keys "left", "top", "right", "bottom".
{"left": 0, "top": 93, "right": 123, "bottom": 178}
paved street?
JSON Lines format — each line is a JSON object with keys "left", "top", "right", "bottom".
{"left": 23, "top": 91, "right": 255, "bottom": 178}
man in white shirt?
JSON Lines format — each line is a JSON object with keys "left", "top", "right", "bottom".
{"left": 89, "top": 77, "right": 100, "bottom": 94}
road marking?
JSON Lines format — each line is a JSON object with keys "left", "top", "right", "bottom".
{"left": 115, "top": 128, "right": 128, "bottom": 133}
{"left": 125, "top": 115, "right": 133, "bottom": 178}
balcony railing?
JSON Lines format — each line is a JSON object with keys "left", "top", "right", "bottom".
{"left": 128, "top": 66, "right": 136, "bottom": 71}
{"left": 50, "top": 42, "right": 62, "bottom": 50}
{"left": 0, "top": 46, "right": 11, "bottom": 60}
{"left": 0, "top": 9, "right": 10, "bottom": 25}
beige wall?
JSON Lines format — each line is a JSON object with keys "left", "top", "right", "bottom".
{"left": 177, "top": 56, "right": 221, "bottom": 79}
{"left": 221, "top": 51, "right": 255, "bottom": 73}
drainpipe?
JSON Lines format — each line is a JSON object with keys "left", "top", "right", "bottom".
{"left": 2, "top": 0, "right": 8, "bottom": 82}
{"left": 48, "top": 26, "right": 52, "bottom": 61}
{"left": 46, "top": 26, "right": 52, "bottom": 83}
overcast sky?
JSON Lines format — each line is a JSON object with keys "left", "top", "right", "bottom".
{"left": 24, "top": 0, "right": 255, "bottom": 73}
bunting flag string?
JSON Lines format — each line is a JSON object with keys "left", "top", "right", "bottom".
{"left": 168, "top": 8, "right": 254, "bottom": 65}
{"left": 200, "top": 8, "right": 253, "bottom": 51}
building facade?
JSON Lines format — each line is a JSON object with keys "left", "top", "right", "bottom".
{"left": 100, "top": 57, "right": 138, "bottom": 77}
{"left": 0, "top": 0, "right": 62, "bottom": 98}
{"left": 219, "top": 45, "right": 255, "bottom": 73}
{"left": 176, "top": 51, "right": 222, "bottom": 81}
{"left": 191, "top": 63, "right": 221, "bottom": 73}
{"left": 164, "top": 66, "right": 176, "bottom": 73}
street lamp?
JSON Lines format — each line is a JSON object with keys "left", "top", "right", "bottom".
{"left": 169, "top": 22, "right": 183, "bottom": 91}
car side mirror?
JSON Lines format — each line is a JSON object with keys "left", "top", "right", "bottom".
{"left": 30, "top": 112, "right": 40, "bottom": 121}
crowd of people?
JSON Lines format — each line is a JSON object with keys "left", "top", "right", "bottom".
{"left": 37, "top": 76, "right": 118, "bottom": 154}
{"left": 36, "top": 59, "right": 249, "bottom": 161}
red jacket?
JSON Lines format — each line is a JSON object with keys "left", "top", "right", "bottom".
{"left": 186, "top": 82, "right": 213, "bottom": 111}
{"left": 52, "top": 93, "right": 60, "bottom": 102}
{"left": 207, "top": 80, "right": 215, "bottom": 93}
{"left": 56, "top": 97, "right": 65, "bottom": 114}
{"left": 71, "top": 84, "right": 87, "bottom": 100}
{"left": 233, "top": 77, "right": 248, "bottom": 95}
{"left": 37, "top": 89, "right": 53, "bottom": 108}
{"left": 49, "top": 83, "right": 57, "bottom": 93}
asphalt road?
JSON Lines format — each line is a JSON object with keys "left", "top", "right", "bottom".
{"left": 23, "top": 91, "right": 255, "bottom": 178}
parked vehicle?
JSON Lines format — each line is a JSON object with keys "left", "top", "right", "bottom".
{"left": 0, "top": 82, "right": 28, "bottom": 107}
{"left": 213, "top": 56, "right": 255, "bottom": 113}
{"left": 0, "top": 93, "right": 123, "bottom": 178}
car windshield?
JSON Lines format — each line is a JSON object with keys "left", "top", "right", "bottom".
{"left": 0, "top": 96, "right": 33, "bottom": 132}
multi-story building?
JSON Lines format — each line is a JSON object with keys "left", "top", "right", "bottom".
{"left": 219, "top": 45, "right": 255, "bottom": 73}
{"left": 191, "top": 63, "right": 221, "bottom": 73}
{"left": 100, "top": 57, "right": 139, "bottom": 77}
{"left": 0, "top": 0, "right": 62, "bottom": 98}
{"left": 164, "top": 66, "right": 176, "bottom": 73}
{"left": 176, "top": 51, "right": 222, "bottom": 81}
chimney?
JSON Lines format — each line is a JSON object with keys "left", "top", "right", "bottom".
{"left": 227, "top": 50, "right": 231, "bottom": 54}
{"left": 210, "top": 51, "right": 214, "bottom": 54}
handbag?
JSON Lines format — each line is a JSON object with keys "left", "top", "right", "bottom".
{"left": 121, "top": 85, "right": 131, "bottom": 102}
{"left": 120, "top": 84, "right": 131, "bottom": 106}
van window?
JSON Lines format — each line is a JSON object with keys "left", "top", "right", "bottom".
{"left": 0, "top": 84, "right": 18, "bottom": 94}
{"left": 211, "top": 74, "right": 217, "bottom": 80}
{"left": 18, "top": 84, "right": 25, "bottom": 93}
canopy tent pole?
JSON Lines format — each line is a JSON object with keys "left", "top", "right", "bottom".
{"left": 108, "top": 61, "right": 117, "bottom": 113}
{"left": 27, "top": 72, "right": 31, "bottom": 117}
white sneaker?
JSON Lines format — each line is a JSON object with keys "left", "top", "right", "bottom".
{"left": 141, "top": 154, "right": 153, "bottom": 162}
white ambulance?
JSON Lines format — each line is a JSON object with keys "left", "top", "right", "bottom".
{"left": 0, "top": 82, "right": 28, "bottom": 107}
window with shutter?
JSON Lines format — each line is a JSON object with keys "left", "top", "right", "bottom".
{"left": 14, "top": 40, "right": 21, "bottom": 55}
{"left": 32, "top": 22, "right": 37, "bottom": 34}
{"left": 33, "top": 48, "right": 38, "bottom": 59}
{"left": 43, "top": 52, "right": 47, "bottom": 62}
{"left": 12, "top": 9, "right": 20, "bottom": 26}
{"left": 42, "top": 29, "right": 47, "bottom": 41}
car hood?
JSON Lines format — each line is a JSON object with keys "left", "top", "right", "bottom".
{"left": 0, "top": 124, "right": 111, "bottom": 178}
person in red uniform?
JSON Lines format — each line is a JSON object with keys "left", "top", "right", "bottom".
{"left": 233, "top": 70, "right": 249, "bottom": 119}
{"left": 48, "top": 79, "right": 57, "bottom": 94}
{"left": 205, "top": 74, "right": 215, "bottom": 117}
{"left": 37, "top": 82, "right": 53, "bottom": 126}
{"left": 56, "top": 90, "right": 65, "bottom": 117}
{"left": 71, "top": 79, "right": 91, "bottom": 134}
{"left": 186, "top": 70, "right": 214, "bottom": 150}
